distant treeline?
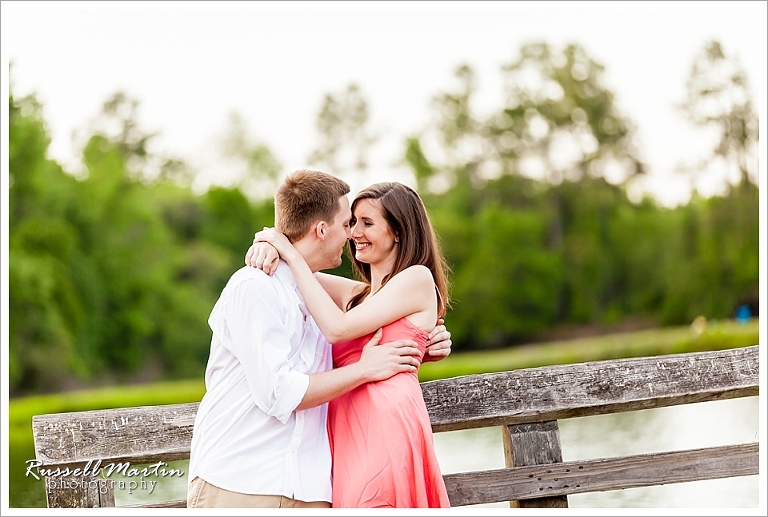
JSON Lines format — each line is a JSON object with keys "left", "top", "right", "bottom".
{"left": 8, "top": 40, "right": 758, "bottom": 396}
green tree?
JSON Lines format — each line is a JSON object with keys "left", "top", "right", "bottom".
{"left": 679, "top": 40, "right": 759, "bottom": 191}
{"left": 412, "top": 44, "right": 644, "bottom": 192}
{"left": 663, "top": 40, "right": 760, "bottom": 323}
{"left": 406, "top": 43, "right": 647, "bottom": 348}
{"left": 10, "top": 91, "right": 232, "bottom": 393}
{"left": 218, "top": 111, "right": 283, "bottom": 201}
{"left": 8, "top": 92, "right": 90, "bottom": 392}
{"left": 449, "top": 202, "right": 561, "bottom": 347}
{"left": 308, "top": 83, "right": 378, "bottom": 190}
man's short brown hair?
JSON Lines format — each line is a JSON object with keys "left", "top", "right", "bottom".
{"left": 275, "top": 169, "right": 351, "bottom": 242}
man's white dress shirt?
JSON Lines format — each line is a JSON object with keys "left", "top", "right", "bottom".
{"left": 188, "top": 262, "right": 334, "bottom": 502}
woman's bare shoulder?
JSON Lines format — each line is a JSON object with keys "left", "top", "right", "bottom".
{"left": 401, "top": 264, "right": 433, "bottom": 279}
{"left": 392, "top": 265, "right": 434, "bottom": 290}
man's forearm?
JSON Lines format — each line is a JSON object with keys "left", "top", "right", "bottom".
{"left": 296, "top": 335, "right": 419, "bottom": 410}
{"left": 295, "top": 364, "right": 367, "bottom": 410}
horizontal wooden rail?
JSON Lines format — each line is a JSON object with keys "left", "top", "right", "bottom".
{"left": 33, "top": 345, "right": 759, "bottom": 468}
{"left": 31, "top": 345, "right": 759, "bottom": 507}
{"left": 422, "top": 345, "right": 759, "bottom": 432}
{"left": 33, "top": 403, "right": 198, "bottom": 469}
{"left": 443, "top": 442, "right": 758, "bottom": 506}
{"left": 120, "top": 442, "right": 759, "bottom": 509}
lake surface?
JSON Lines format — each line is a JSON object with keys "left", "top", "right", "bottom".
{"left": 433, "top": 396, "right": 761, "bottom": 508}
{"left": 12, "top": 396, "right": 760, "bottom": 508}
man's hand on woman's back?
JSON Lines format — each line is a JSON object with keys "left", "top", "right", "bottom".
{"left": 424, "top": 318, "right": 452, "bottom": 362}
{"left": 357, "top": 329, "right": 421, "bottom": 381}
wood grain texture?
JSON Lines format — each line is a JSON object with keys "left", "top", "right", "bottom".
{"left": 443, "top": 442, "right": 758, "bottom": 506}
{"left": 422, "top": 345, "right": 758, "bottom": 432}
{"left": 43, "top": 475, "right": 115, "bottom": 508}
{"left": 31, "top": 345, "right": 759, "bottom": 507}
{"left": 503, "top": 421, "right": 569, "bottom": 508}
{"left": 33, "top": 403, "right": 198, "bottom": 469}
{"left": 127, "top": 443, "right": 759, "bottom": 508}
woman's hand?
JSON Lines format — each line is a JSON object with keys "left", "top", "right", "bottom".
{"left": 245, "top": 227, "right": 295, "bottom": 275}
{"left": 245, "top": 240, "right": 280, "bottom": 275}
{"left": 253, "top": 227, "right": 299, "bottom": 264}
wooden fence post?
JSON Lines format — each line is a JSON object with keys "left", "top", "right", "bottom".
{"left": 44, "top": 474, "right": 115, "bottom": 508}
{"left": 502, "top": 420, "right": 569, "bottom": 508}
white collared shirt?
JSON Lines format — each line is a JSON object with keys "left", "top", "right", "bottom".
{"left": 188, "top": 262, "right": 333, "bottom": 502}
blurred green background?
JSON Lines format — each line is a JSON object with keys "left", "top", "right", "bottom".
{"left": 8, "top": 40, "right": 758, "bottom": 397}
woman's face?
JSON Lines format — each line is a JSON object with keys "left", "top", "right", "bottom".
{"left": 350, "top": 198, "right": 398, "bottom": 268}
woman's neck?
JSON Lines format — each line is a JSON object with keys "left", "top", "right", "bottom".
{"left": 368, "top": 264, "right": 394, "bottom": 295}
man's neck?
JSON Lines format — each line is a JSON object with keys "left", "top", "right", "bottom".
{"left": 292, "top": 239, "right": 321, "bottom": 273}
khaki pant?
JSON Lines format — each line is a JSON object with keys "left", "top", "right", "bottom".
{"left": 187, "top": 477, "right": 331, "bottom": 508}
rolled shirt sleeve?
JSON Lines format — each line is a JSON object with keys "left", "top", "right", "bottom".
{"left": 226, "top": 275, "right": 310, "bottom": 424}
{"left": 190, "top": 264, "right": 333, "bottom": 501}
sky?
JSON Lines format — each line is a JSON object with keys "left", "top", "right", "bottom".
{"left": 2, "top": 0, "right": 766, "bottom": 208}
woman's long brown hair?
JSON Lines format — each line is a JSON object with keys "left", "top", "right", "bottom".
{"left": 346, "top": 182, "right": 451, "bottom": 316}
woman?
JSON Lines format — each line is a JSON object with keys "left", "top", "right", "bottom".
{"left": 249, "top": 182, "right": 451, "bottom": 508}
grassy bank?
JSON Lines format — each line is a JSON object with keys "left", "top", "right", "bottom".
{"left": 10, "top": 319, "right": 759, "bottom": 427}
{"left": 417, "top": 318, "right": 760, "bottom": 381}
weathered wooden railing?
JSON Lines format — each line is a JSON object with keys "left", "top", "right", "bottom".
{"left": 31, "top": 345, "right": 759, "bottom": 508}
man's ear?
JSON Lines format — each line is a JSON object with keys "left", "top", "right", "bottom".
{"left": 314, "top": 221, "right": 326, "bottom": 240}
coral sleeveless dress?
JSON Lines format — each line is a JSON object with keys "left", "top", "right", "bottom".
{"left": 327, "top": 317, "right": 451, "bottom": 508}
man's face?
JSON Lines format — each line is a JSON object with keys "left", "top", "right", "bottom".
{"left": 317, "top": 195, "right": 352, "bottom": 271}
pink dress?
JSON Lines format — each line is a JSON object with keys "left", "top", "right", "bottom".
{"left": 327, "top": 317, "right": 451, "bottom": 508}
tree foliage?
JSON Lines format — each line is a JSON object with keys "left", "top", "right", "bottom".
{"left": 218, "top": 112, "right": 282, "bottom": 201}
{"left": 8, "top": 91, "right": 275, "bottom": 395}
{"left": 307, "top": 83, "right": 378, "bottom": 190}
{"left": 8, "top": 40, "right": 758, "bottom": 394}
{"left": 405, "top": 41, "right": 757, "bottom": 348}
{"left": 413, "top": 43, "right": 644, "bottom": 195}
{"left": 679, "top": 40, "right": 759, "bottom": 190}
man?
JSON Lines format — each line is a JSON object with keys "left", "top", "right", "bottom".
{"left": 187, "top": 169, "right": 451, "bottom": 508}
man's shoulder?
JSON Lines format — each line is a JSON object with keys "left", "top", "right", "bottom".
{"left": 209, "top": 267, "right": 282, "bottom": 325}
{"left": 225, "top": 265, "right": 273, "bottom": 289}
{"left": 224, "top": 264, "right": 296, "bottom": 293}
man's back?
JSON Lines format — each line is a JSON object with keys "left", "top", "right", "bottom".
{"left": 188, "top": 263, "right": 334, "bottom": 501}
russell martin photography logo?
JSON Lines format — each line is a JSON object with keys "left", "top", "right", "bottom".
{"left": 26, "top": 459, "right": 185, "bottom": 495}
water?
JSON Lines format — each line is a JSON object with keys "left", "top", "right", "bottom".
{"left": 433, "top": 397, "right": 760, "bottom": 509}
{"left": 12, "top": 397, "right": 760, "bottom": 508}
